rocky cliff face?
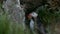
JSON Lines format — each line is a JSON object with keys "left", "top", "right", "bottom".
{"left": 3, "top": 0, "right": 25, "bottom": 23}
{"left": 20, "top": 0, "right": 45, "bottom": 12}
{"left": 2, "top": 0, "right": 25, "bottom": 34}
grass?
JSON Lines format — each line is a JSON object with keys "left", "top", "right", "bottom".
{"left": 0, "top": 14, "right": 10, "bottom": 34}
{"left": 0, "top": 13, "right": 26, "bottom": 34}
{"left": 36, "top": 5, "right": 60, "bottom": 34}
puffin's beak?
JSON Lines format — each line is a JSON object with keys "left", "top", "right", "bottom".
{"left": 31, "top": 12, "right": 38, "bottom": 18}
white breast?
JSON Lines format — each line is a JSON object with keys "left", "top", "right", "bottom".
{"left": 30, "top": 19, "right": 34, "bottom": 31}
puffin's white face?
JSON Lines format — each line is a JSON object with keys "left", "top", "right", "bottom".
{"left": 27, "top": 12, "right": 38, "bottom": 20}
{"left": 31, "top": 12, "right": 38, "bottom": 18}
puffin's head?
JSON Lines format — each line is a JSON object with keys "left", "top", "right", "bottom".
{"left": 31, "top": 12, "right": 38, "bottom": 18}
{"left": 25, "top": 12, "right": 38, "bottom": 20}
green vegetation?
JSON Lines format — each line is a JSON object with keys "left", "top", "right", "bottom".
{"left": 0, "top": 3, "right": 25, "bottom": 34}
{"left": 36, "top": 5, "right": 60, "bottom": 34}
